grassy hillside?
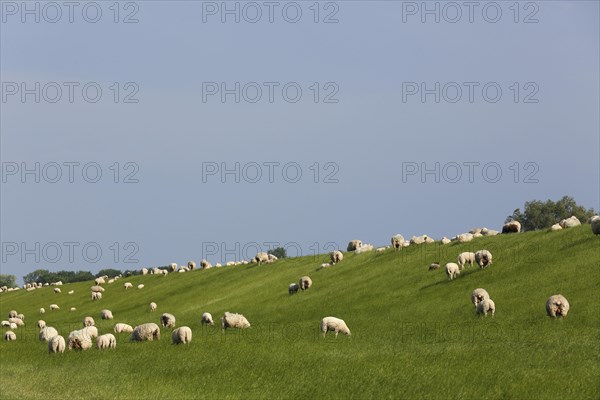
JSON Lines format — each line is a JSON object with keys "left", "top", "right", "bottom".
{"left": 1, "top": 226, "right": 599, "bottom": 399}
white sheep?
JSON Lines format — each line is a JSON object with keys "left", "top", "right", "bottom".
{"left": 137, "top": 284, "right": 145, "bottom": 289}
{"left": 215, "top": 263, "right": 222, "bottom": 268}
{"left": 90, "top": 285, "right": 105, "bottom": 292}
{"left": 320, "top": 317, "right": 351, "bottom": 338}
{"left": 481, "top": 228, "right": 499, "bottom": 236}
{"left": 124, "top": 282, "right": 133, "bottom": 290}
{"left": 441, "top": 237, "right": 451, "bottom": 245}
{"left": 546, "top": 294, "right": 570, "bottom": 318}
{"left": 221, "top": 312, "right": 251, "bottom": 331}
{"left": 592, "top": 216, "right": 600, "bottom": 234}
{"left": 188, "top": 261, "right": 196, "bottom": 270}
{"left": 53, "top": 288, "right": 61, "bottom": 294}
{"left": 476, "top": 298, "right": 495, "bottom": 316}
{"left": 445, "top": 263, "right": 460, "bottom": 280}
{"left": 37, "top": 320, "right": 46, "bottom": 329}
{"left": 471, "top": 288, "right": 490, "bottom": 308}
{"left": 94, "top": 277, "right": 105, "bottom": 285}
{"left": 39, "top": 326, "right": 59, "bottom": 342}
{"left": 70, "top": 307, "right": 77, "bottom": 312}
{"left": 457, "top": 233, "right": 474, "bottom": 243}
{"left": 347, "top": 240, "right": 362, "bottom": 251}
{"left": 48, "top": 335, "right": 66, "bottom": 353}
{"left": 355, "top": 244, "right": 374, "bottom": 254}
{"left": 391, "top": 234, "right": 404, "bottom": 251}
{"left": 457, "top": 252, "right": 475, "bottom": 270}
{"left": 201, "top": 259, "right": 213, "bottom": 269}
{"left": 39, "top": 308, "right": 45, "bottom": 315}
{"left": 550, "top": 223, "right": 563, "bottom": 231}
{"left": 108, "top": 279, "right": 115, "bottom": 284}
{"left": 141, "top": 267, "right": 149, "bottom": 275}
{"left": 101, "top": 309, "right": 114, "bottom": 320}
{"left": 559, "top": 216, "right": 581, "bottom": 229}
{"left": 131, "top": 323, "right": 161, "bottom": 341}
{"left": 4, "top": 331, "right": 16, "bottom": 341}
{"left": 289, "top": 283, "right": 299, "bottom": 295}
{"left": 18, "top": 313, "right": 25, "bottom": 321}
{"left": 201, "top": 312, "right": 214, "bottom": 326}
{"left": 68, "top": 290, "right": 74, "bottom": 294}
{"left": 150, "top": 302, "right": 157, "bottom": 312}
{"left": 8, "top": 310, "right": 17, "bottom": 318}
{"left": 502, "top": 220, "right": 521, "bottom": 233}
{"left": 169, "top": 263, "right": 177, "bottom": 272}
{"left": 9, "top": 322, "right": 17, "bottom": 330}
{"left": 172, "top": 326, "right": 192, "bottom": 344}
{"left": 67, "top": 329, "right": 93, "bottom": 351}
{"left": 330, "top": 251, "right": 344, "bottom": 264}
{"left": 299, "top": 276, "right": 312, "bottom": 291}
{"left": 91, "top": 292, "right": 102, "bottom": 301}
{"left": 8, "top": 317, "right": 24, "bottom": 327}
{"left": 475, "top": 250, "right": 493, "bottom": 268}
{"left": 82, "top": 326, "right": 99, "bottom": 340}
{"left": 320, "top": 263, "right": 332, "bottom": 269}
{"left": 83, "top": 317, "right": 95, "bottom": 327}
{"left": 97, "top": 333, "right": 117, "bottom": 349}
{"left": 376, "top": 247, "right": 386, "bottom": 253}
{"left": 254, "top": 252, "right": 269, "bottom": 265}
{"left": 160, "top": 313, "right": 176, "bottom": 328}
{"left": 114, "top": 323, "right": 134, "bottom": 333}
{"left": 428, "top": 263, "right": 440, "bottom": 271}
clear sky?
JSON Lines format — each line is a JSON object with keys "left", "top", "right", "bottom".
{"left": 1, "top": 1, "right": 599, "bottom": 284}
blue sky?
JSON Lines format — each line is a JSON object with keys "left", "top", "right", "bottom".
{"left": 1, "top": 1, "right": 599, "bottom": 284}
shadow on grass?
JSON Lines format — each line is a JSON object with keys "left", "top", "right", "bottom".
{"left": 419, "top": 268, "right": 483, "bottom": 290}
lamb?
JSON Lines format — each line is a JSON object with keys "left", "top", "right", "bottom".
{"left": 475, "top": 250, "right": 493, "bottom": 268}
{"left": 289, "top": 283, "right": 299, "bottom": 295}
{"left": 48, "top": 335, "right": 66, "bottom": 353}
{"left": 299, "top": 276, "right": 312, "bottom": 291}
{"left": 546, "top": 294, "right": 570, "bottom": 318}
{"left": 550, "top": 223, "right": 563, "bottom": 231}
{"left": 39, "top": 308, "right": 45, "bottom": 315}
{"left": 37, "top": 320, "right": 46, "bottom": 329}
{"left": 188, "top": 261, "right": 196, "bottom": 270}
{"left": 502, "top": 220, "right": 521, "bottom": 233}
{"left": 130, "top": 323, "right": 161, "bottom": 341}
{"left": 123, "top": 282, "right": 133, "bottom": 290}
{"left": 90, "top": 285, "right": 105, "bottom": 292}
{"left": 150, "top": 302, "right": 157, "bottom": 312}
{"left": 410, "top": 235, "right": 426, "bottom": 245}
{"left": 94, "top": 277, "right": 105, "bottom": 285}
{"left": 320, "top": 316, "right": 351, "bottom": 338}
{"left": 471, "top": 288, "right": 490, "bottom": 308}
{"left": 347, "top": 240, "right": 362, "bottom": 251}
{"left": 83, "top": 317, "right": 95, "bottom": 327}
{"left": 559, "top": 216, "right": 581, "bottom": 229}
{"left": 108, "top": 279, "right": 114, "bottom": 284}
{"left": 97, "top": 333, "right": 117, "bottom": 349}
{"left": 201, "top": 312, "right": 214, "bottom": 326}
{"left": 114, "top": 323, "right": 134, "bottom": 333}
{"left": 91, "top": 292, "right": 102, "bottom": 301}
{"left": 137, "top": 284, "right": 145, "bottom": 289}
{"left": 457, "top": 252, "right": 476, "bottom": 270}
{"left": 445, "top": 263, "right": 460, "bottom": 280}
{"left": 220, "top": 312, "right": 251, "bottom": 331}
{"left": 441, "top": 237, "right": 451, "bottom": 245}
{"left": 592, "top": 216, "right": 600, "bottom": 235}
{"left": 160, "top": 313, "right": 176, "bottom": 328}
{"left": 391, "top": 234, "right": 404, "bottom": 250}
{"left": 172, "top": 326, "right": 192, "bottom": 344}
{"left": 160, "top": 269, "right": 168, "bottom": 276}
{"left": 39, "top": 326, "right": 59, "bottom": 342}
{"left": 4, "top": 331, "right": 16, "bottom": 341}
{"left": 253, "top": 252, "right": 269, "bottom": 265}
{"left": 101, "top": 309, "right": 114, "bottom": 320}
{"left": 428, "top": 263, "right": 440, "bottom": 271}
{"left": 53, "top": 288, "right": 61, "bottom": 293}
{"left": 201, "top": 259, "right": 212, "bottom": 269}
{"left": 476, "top": 298, "right": 495, "bottom": 316}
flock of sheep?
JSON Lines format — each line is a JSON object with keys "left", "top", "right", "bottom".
{"left": 2, "top": 215, "right": 597, "bottom": 350}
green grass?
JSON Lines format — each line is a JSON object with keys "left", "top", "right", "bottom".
{"left": 1, "top": 226, "right": 599, "bottom": 399}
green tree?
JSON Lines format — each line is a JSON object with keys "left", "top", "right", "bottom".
{"left": 0, "top": 274, "right": 17, "bottom": 288}
{"left": 96, "top": 268, "right": 122, "bottom": 278}
{"left": 268, "top": 247, "right": 287, "bottom": 259}
{"left": 510, "top": 196, "right": 596, "bottom": 231}
{"left": 23, "top": 269, "right": 51, "bottom": 284}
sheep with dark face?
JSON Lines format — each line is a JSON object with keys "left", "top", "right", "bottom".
{"left": 347, "top": 240, "right": 362, "bottom": 251}
{"left": 289, "top": 283, "right": 299, "bottom": 295}
{"left": 201, "top": 312, "right": 214, "bottom": 325}
{"left": 391, "top": 234, "right": 404, "bottom": 251}
{"left": 546, "top": 295, "right": 570, "bottom": 318}
{"left": 160, "top": 313, "right": 176, "bottom": 328}
{"left": 590, "top": 216, "right": 600, "bottom": 234}
{"left": 502, "top": 220, "right": 521, "bottom": 233}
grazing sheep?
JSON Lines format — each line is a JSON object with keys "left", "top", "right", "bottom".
{"left": 4, "top": 331, "right": 16, "bottom": 341}
{"left": 481, "top": 228, "right": 499, "bottom": 236}
{"left": 267, "top": 254, "right": 278, "bottom": 263}
{"left": 90, "top": 285, "right": 105, "bottom": 292}
{"left": 137, "top": 284, "right": 145, "bottom": 289}
{"left": 253, "top": 252, "right": 269, "bottom": 265}
{"left": 457, "top": 233, "right": 474, "bottom": 243}
{"left": 53, "top": 288, "right": 61, "bottom": 294}
{"left": 150, "top": 302, "right": 157, "bottom": 312}
{"left": 289, "top": 283, "right": 300, "bottom": 295}
{"left": 114, "top": 323, "right": 134, "bottom": 333}
{"left": 160, "top": 269, "right": 169, "bottom": 276}
{"left": 37, "top": 320, "right": 46, "bottom": 329}
{"left": 457, "top": 252, "right": 476, "bottom": 270}
{"left": 201, "top": 259, "right": 212, "bottom": 269}
{"left": 39, "top": 308, "right": 45, "bottom": 315}
{"left": 91, "top": 292, "right": 102, "bottom": 301}
{"left": 141, "top": 268, "right": 149, "bottom": 275}
{"left": 445, "top": 263, "right": 460, "bottom": 280}
{"left": 502, "top": 220, "right": 521, "bottom": 233}
{"left": 476, "top": 298, "right": 496, "bottom": 317}
{"left": 471, "top": 288, "right": 490, "bottom": 308}
{"left": 70, "top": 307, "right": 77, "bottom": 312}
{"left": 101, "top": 309, "right": 114, "bottom": 320}
{"left": 48, "top": 335, "right": 65, "bottom": 353}
{"left": 559, "top": 216, "right": 581, "bottom": 229}
{"left": 441, "top": 237, "right": 451, "bottom": 245}
{"left": 8, "top": 318, "right": 24, "bottom": 327}
{"left": 299, "top": 276, "right": 312, "bottom": 291}
{"left": 39, "top": 326, "right": 59, "bottom": 342}
{"left": 320, "top": 317, "right": 351, "bottom": 338}
{"left": 201, "top": 312, "right": 214, "bottom": 326}
{"left": 355, "top": 244, "right": 374, "bottom": 254}
{"left": 347, "top": 240, "right": 362, "bottom": 251}
{"left": 188, "top": 261, "right": 196, "bottom": 270}
{"left": 475, "top": 250, "right": 493, "bottom": 268}
{"left": 172, "top": 326, "right": 192, "bottom": 344}
{"left": 94, "top": 277, "right": 105, "bottom": 286}
{"left": 130, "top": 323, "right": 161, "bottom": 341}
{"left": 108, "top": 279, "right": 115, "bottom": 284}
{"left": 391, "top": 234, "right": 405, "bottom": 251}
{"left": 221, "top": 312, "right": 251, "bottom": 331}
{"left": 97, "top": 333, "right": 117, "bottom": 349}
{"left": 9, "top": 322, "right": 17, "bottom": 330}
{"left": 83, "top": 317, "right": 95, "bottom": 327}
{"left": 124, "top": 282, "right": 133, "bottom": 290}
{"left": 17, "top": 313, "right": 24, "bottom": 321}
{"left": 428, "top": 263, "right": 440, "bottom": 271}
{"left": 82, "top": 326, "right": 98, "bottom": 340}
{"left": 68, "top": 290, "right": 74, "bottom": 294}
{"left": 550, "top": 223, "right": 563, "bottom": 231}
{"left": 160, "top": 313, "right": 176, "bottom": 328}
{"left": 8, "top": 310, "right": 17, "bottom": 318}
{"left": 67, "top": 330, "right": 93, "bottom": 351}
{"left": 546, "top": 294, "right": 570, "bottom": 318}
{"left": 591, "top": 216, "right": 600, "bottom": 234}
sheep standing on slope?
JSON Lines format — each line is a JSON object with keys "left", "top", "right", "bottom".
{"left": 50, "top": 304, "right": 60, "bottom": 311}
{"left": 114, "top": 323, "right": 134, "bottom": 333}
{"left": 550, "top": 223, "right": 563, "bottom": 231}
{"left": 457, "top": 252, "right": 475, "bottom": 270}
{"left": 471, "top": 288, "right": 490, "bottom": 308}
{"left": 476, "top": 298, "right": 496, "bottom": 317}
{"left": 160, "top": 313, "right": 176, "bottom": 328}
{"left": 4, "top": 331, "right": 16, "bottom": 341}
{"left": 83, "top": 317, "right": 95, "bottom": 327}
{"left": 188, "top": 261, "right": 196, "bottom": 270}
{"left": 201, "top": 259, "right": 212, "bottom": 269}
{"left": 457, "top": 233, "right": 474, "bottom": 243}
{"left": 502, "top": 220, "right": 521, "bottom": 233}
{"left": 101, "top": 309, "right": 114, "bottom": 320}
{"left": 221, "top": 312, "right": 251, "bottom": 332}
{"left": 546, "top": 295, "right": 570, "bottom": 318}
{"left": 37, "top": 320, "right": 46, "bottom": 329}
{"left": 91, "top": 292, "right": 102, "bottom": 301}
{"left": 39, "top": 327, "right": 59, "bottom": 342}
{"left": 67, "top": 330, "right": 93, "bottom": 351}
{"left": 124, "top": 282, "right": 133, "bottom": 290}
{"left": 138, "top": 284, "right": 145, "bottom": 289}
{"left": 201, "top": 312, "right": 214, "bottom": 326}
{"left": 172, "top": 326, "right": 192, "bottom": 344}
{"left": 97, "top": 334, "right": 117, "bottom": 349}
{"left": 39, "top": 308, "right": 45, "bottom": 315}
{"left": 475, "top": 250, "right": 493, "bottom": 268}
{"left": 590, "top": 216, "right": 600, "bottom": 234}
{"left": 53, "top": 288, "right": 61, "bottom": 294}
{"left": 48, "top": 335, "right": 66, "bottom": 353}
{"left": 131, "top": 323, "right": 161, "bottom": 341}
{"left": 559, "top": 216, "right": 581, "bottom": 228}
{"left": 391, "top": 234, "right": 404, "bottom": 251}
{"left": 347, "top": 240, "right": 362, "bottom": 251}
{"left": 94, "top": 277, "right": 105, "bottom": 286}
{"left": 289, "top": 283, "right": 300, "bottom": 295}
{"left": 330, "top": 251, "right": 343, "bottom": 264}
{"left": 254, "top": 252, "right": 269, "bottom": 265}
{"left": 445, "top": 263, "right": 460, "bottom": 280}
{"left": 299, "top": 276, "right": 312, "bottom": 291}
{"left": 150, "top": 302, "right": 157, "bottom": 312}
{"left": 320, "top": 317, "right": 351, "bottom": 338}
